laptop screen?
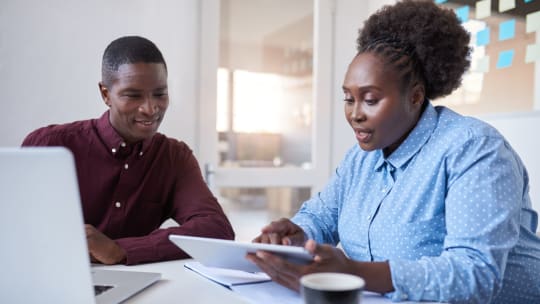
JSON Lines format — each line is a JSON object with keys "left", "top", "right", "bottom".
{"left": 0, "top": 147, "right": 100, "bottom": 304}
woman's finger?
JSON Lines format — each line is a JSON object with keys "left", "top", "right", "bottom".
{"left": 247, "top": 251, "right": 304, "bottom": 291}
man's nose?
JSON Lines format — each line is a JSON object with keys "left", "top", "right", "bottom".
{"left": 139, "top": 97, "right": 158, "bottom": 115}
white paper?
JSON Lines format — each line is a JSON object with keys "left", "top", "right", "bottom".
{"left": 185, "top": 262, "right": 441, "bottom": 303}
{"left": 231, "top": 281, "right": 303, "bottom": 304}
{"left": 232, "top": 282, "right": 397, "bottom": 304}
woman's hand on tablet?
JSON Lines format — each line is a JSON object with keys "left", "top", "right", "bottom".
{"left": 252, "top": 218, "right": 307, "bottom": 246}
{"left": 246, "top": 240, "right": 356, "bottom": 291}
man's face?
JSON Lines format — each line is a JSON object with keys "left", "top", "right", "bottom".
{"left": 99, "top": 62, "right": 168, "bottom": 143}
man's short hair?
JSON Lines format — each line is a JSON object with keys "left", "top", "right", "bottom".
{"left": 101, "top": 36, "right": 167, "bottom": 86}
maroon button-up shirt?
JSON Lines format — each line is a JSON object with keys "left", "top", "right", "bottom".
{"left": 22, "top": 111, "right": 234, "bottom": 265}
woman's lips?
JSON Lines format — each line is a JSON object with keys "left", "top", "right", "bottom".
{"left": 354, "top": 129, "right": 372, "bottom": 143}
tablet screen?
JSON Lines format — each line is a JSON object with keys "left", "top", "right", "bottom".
{"left": 169, "top": 235, "right": 314, "bottom": 273}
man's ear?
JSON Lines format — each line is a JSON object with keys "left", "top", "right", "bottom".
{"left": 98, "top": 82, "right": 111, "bottom": 107}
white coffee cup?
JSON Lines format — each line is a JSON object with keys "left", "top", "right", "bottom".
{"left": 300, "top": 272, "right": 365, "bottom": 304}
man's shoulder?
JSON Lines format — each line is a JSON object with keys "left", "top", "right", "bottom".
{"left": 148, "top": 134, "right": 200, "bottom": 172}
{"left": 23, "top": 118, "right": 95, "bottom": 146}
{"left": 151, "top": 133, "right": 195, "bottom": 159}
{"left": 153, "top": 133, "right": 190, "bottom": 150}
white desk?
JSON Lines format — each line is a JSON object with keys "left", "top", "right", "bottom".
{"left": 93, "top": 259, "right": 418, "bottom": 303}
{"left": 93, "top": 259, "right": 249, "bottom": 303}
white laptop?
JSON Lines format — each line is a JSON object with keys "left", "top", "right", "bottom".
{"left": 0, "top": 147, "right": 161, "bottom": 304}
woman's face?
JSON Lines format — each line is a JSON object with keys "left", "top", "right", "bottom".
{"left": 342, "top": 52, "right": 424, "bottom": 156}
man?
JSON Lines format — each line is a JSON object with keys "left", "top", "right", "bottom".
{"left": 22, "top": 36, "right": 235, "bottom": 265}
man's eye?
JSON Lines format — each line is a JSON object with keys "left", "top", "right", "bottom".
{"left": 124, "top": 94, "right": 141, "bottom": 99}
{"left": 364, "top": 99, "right": 378, "bottom": 105}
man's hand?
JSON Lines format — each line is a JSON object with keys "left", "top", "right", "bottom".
{"left": 252, "top": 218, "right": 307, "bottom": 246}
{"left": 85, "top": 224, "right": 126, "bottom": 265}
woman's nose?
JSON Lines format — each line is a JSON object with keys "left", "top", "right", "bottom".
{"left": 350, "top": 102, "right": 365, "bottom": 122}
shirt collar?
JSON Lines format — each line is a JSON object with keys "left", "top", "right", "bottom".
{"left": 375, "top": 102, "right": 437, "bottom": 171}
{"left": 96, "top": 111, "right": 154, "bottom": 157}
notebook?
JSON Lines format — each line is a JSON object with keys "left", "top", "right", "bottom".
{"left": 183, "top": 261, "right": 271, "bottom": 287}
{"left": 0, "top": 147, "right": 161, "bottom": 304}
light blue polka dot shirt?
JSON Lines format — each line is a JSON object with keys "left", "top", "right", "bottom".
{"left": 292, "top": 103, "right": 540, "bottom": 303}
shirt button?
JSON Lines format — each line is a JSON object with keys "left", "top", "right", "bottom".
{"left": 381, "top": 188, "right": 386, "bottom": 193}
{"left": 111, "top": 148, "right": 117, "bottom": 154}
{"left": 121, "top": 142, "right": 126, "bottom": 147}
{"left": 115, "top": 201, "right": 121, "bottom": 208}
{"left": 139, "top": 151, "right": 144, "bottom": 156}
{"left": 124, "top": 163, "right": 129, "bottom": 170}
{"left": 367, "top": 215, "right": 371, "bottom": 220}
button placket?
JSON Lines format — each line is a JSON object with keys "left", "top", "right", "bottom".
{"left": 366, "top": 161, "right": 395, "bottom": 260}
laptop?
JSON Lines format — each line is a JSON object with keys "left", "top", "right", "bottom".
{"left": 0, "top": 147, "right": 161, "bottom": 304}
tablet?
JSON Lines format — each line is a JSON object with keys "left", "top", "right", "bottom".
{"left": 169, "top": 235, "right": 314, "bottom": 273}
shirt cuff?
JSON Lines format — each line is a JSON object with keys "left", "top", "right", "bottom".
{"left": 116, "top": 238, "right": 158, "bottom": 265}
{"left": 291, "top": 216, "right": 319, "bottom": 243}
{"left": 387, "top": 259, "right": 426, "bottom": 302}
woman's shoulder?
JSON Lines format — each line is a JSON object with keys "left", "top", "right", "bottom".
{"left": 339, "top": 143, "right": 381, "bottom": 171}
{"left": 433, "top": 105, "right": 504, "bottom": 144}
{"left": 343, "top": 143, "right": 372, "bottom": 159}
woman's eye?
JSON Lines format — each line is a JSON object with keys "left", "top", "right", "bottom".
{"left": 343, "top": 97, "right": 354, "bottom": 104}
{"left": 364, "top": 99, "right": 378, "bottom": 105}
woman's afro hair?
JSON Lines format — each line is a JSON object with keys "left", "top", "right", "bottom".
{"left": 357, "top": 0, "right": 471, "bottom": 100}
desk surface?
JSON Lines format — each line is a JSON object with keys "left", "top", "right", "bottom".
{"left": 92, "top": 259, "right": 404, "bottom": 304}
{"left": 93, "top": 259, "right": 250, "bottom": 304}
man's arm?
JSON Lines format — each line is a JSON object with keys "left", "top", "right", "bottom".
{"left": 85, "top": 224, "right": 126, "bottom": 264}
{"left": 25, "top": 130, "right": 234, "bottom": 265}
{"left": 114, "top": 145, "right": 235, "bottom": 265}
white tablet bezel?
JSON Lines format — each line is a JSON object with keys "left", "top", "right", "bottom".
{"left": 169, "top": 235, "right": 314, "bottom": 273}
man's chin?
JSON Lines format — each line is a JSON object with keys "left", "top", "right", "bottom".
{"left": 130, "top": 129, "right": 158, "bottom": 142}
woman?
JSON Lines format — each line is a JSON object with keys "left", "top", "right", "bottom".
{"left": 247, "top": 1, "right": 540, "bottom": 303}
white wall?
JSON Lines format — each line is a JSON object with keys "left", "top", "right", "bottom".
{"left": 0, "top": 0, "right": 199, "bottom": 148}
{"left": 330, "top": 0, "right": 395, "bottom": 169}
{"left": 2, "top": 0, "right": 538, "bottom": 211}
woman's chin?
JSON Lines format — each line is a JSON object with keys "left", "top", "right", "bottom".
{"left": 357, "top": 142, "right": 376, "bottom": 152}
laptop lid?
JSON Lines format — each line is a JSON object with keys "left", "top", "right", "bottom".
{"left": 0, "top": 147, "right": 160, "bottom": 304}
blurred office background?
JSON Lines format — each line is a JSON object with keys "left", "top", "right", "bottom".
{"left": 1, "top": 0, "right": 539, "bottom": 241}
